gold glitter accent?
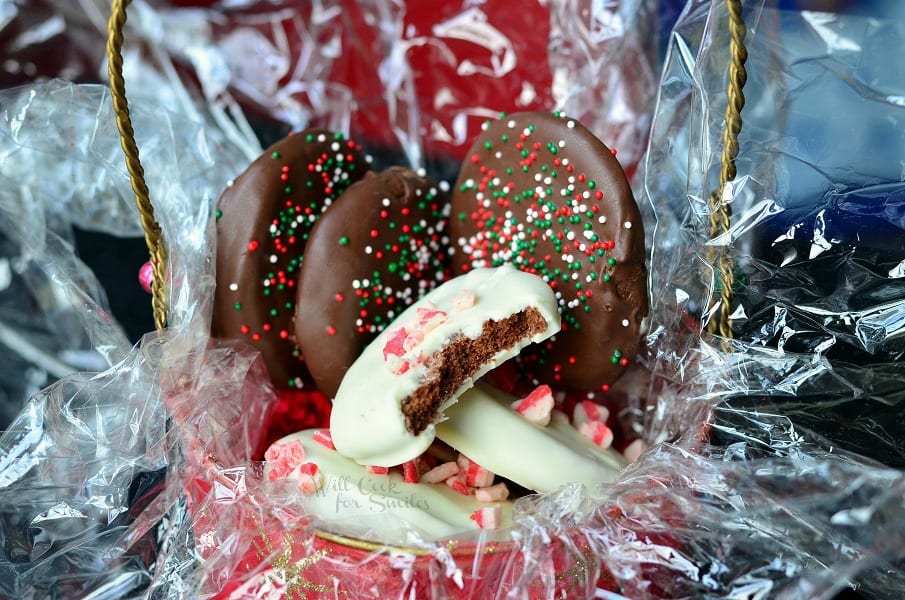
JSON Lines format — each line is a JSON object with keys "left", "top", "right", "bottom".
{"left": 255, "top": 532, "right": 337, "bottom": 597}
{"left": 554, "top": 546, "right": 597, "bottom": 589}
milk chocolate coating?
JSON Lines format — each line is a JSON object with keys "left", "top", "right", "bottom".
{"left": 213, "top": 131, "right": 371, "bottom": 389}
{"left": 449, "top": 112, "right": 648, "bottom": 391}
{"left": 295, "top": 167, "right": 451, "bottom": 398}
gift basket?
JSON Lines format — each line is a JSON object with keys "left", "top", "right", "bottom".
{"left": 2, "top": 0, "right": 905, "bottom": 598}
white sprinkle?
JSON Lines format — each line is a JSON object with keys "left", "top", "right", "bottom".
{"left": 508, "top": 120, "right": 516, "bottom": 128}
{"left": 331, "top": 141, "right": 340, "bottom": 151}
{"left": 226, "top": 179, "right": 235, "bottom": 187}
{"left": 269, "top": 255, "right": 278, "bottom": 264}
{"left": 598, "top": 216, "right": 608, "bottom": 224}
{"left": 382, "top": 198, "right": 391, "bottom": 207}
{"left": 622, "top": 319, "right": 630, "bottom": 327}
{"left": 317, "top": 133, "right": 327, "bottom": 142}
{"left": 558, "top": 140, "right": 565, "bottom": 148}
{"left": 365, "top": 246, "right": 373, "bottom": 254}
{"left": 624, "top": 221, "right": 633, "bottom": 229}
{"left": 439, "top": 181, "right": 450, "bottom": 192}
{"left": 566, "top": 120, "right": 575, "bottom": 129}
{"left": 229, "top": 283, "right": 238, "bottom": 291}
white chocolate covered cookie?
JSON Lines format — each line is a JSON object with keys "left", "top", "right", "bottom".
{"left": 437, "top": 383, "right": 627, "bottom": 494}
{"left": 264, "top": 429, "right": 513, "bottom": 544}
{"left": 330, "top": 265, "right": 560, "bottom": 467}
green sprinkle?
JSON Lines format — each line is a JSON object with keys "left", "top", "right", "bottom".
{"left": 339, "top": 236, "right": 349, "bottom": 246}
{"left": 234, "top": 303, "right": 241, "bottom": 311}
{"left": 215, "top": 209, "right": 222, "bottom": 220}
{"left": 607, "top": 257, "right": 617, "bottom": 266}
{"left": 271, "top": 151, "right": 281, "bottom": 159}
{"left": 603, "top": 274, "right": 612, "bottom": 282}
{"left": 588, "top": 180, "right": 596, "bottom": 189}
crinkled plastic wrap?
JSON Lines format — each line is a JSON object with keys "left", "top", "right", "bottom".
{"left": 2, "top": 1, "right": 905, "bottom": 600}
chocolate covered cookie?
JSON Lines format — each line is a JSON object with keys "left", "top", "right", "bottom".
{"left": 213, "top": 131, "right": 372, "bottom": 389}
{"left": 449, "top": 112, "right": 648, "bottom": 392}
{"left": 295, "top": 167, "right": 451, "bottom": 398}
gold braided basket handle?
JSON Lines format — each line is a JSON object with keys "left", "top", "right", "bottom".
{"left": 705, "top": 0, "right": 748, "bottom": 341}
{"left": 106, "top": 0, "right": 168, "bottom": 331}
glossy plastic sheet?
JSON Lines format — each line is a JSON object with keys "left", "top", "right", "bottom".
{"left": 1, "top": 1, "right": 905, "bottom": 599}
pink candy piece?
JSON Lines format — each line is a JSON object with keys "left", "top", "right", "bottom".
{"left": 510, "top": 385, "right": 555, "bottom": 427}
{"left": 402, "top": 460, "right": 419, "bottom": 483}
{"left": 366, "top": 465, "right": 389, "bottom": 475}
{"left": 475, "top": 482, "right": 509, "bottom": 503}
{"left": 573, "top": 400, "right": 610, "bottom": 427}
{"left": 297, "top": 463, "right": 324, "bottom": 495}
{"left": 383, "top": 327, "right": 408, "bottom": 360}
{"left": 415, "top": 304, "right": 448, "bottom": 332}
{"left": 403, "top": 330, "right": 425, "bottom": 352}
{"left": 138, "top": 261, "right": 154, "bottom": 294}
{"left": 445, "top": 474, "right": 474, "bottom": 496}
{"left": 420, "top": 461, "right": 459, "bottom": 484}
{"left": 452, "top": 289, "right": 476, "bottom": 312}
{"left": 385, "top": 354, "right": 411, "bottom": 375}
{"left": 457, "top": 454, "right": 495, "bottom": 488}
{"left": 578, "top": 421, "right": 614, "bottom": 448}
{"left": 312, "top": 430, "right": 336, "bottom": 450}
{"left": 265, "top": 439, "right": 306, "bottom": 481}
{"left": 470, "top": 505, "right": 502, "bottom": 530}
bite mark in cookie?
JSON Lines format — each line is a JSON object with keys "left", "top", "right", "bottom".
{"left": 330, "top": 265, "right": 560, "bottom": 467}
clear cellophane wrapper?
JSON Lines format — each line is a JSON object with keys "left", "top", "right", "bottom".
{"left": 1, "top": 1, "right": 904, "bottom": 598}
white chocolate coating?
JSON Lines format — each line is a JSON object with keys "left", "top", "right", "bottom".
{"left": 331, "top": 265, "right": 560, "bottom": 467}
{"left": 437, "top": 383, "right": 627, "bottom": 493}
{"left": 266, "top": 430, "right": 512, "bottom": 544}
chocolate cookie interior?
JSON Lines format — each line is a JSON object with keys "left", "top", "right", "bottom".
{"left": 402, "top": 306, "right": 547, "bottom": 434}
